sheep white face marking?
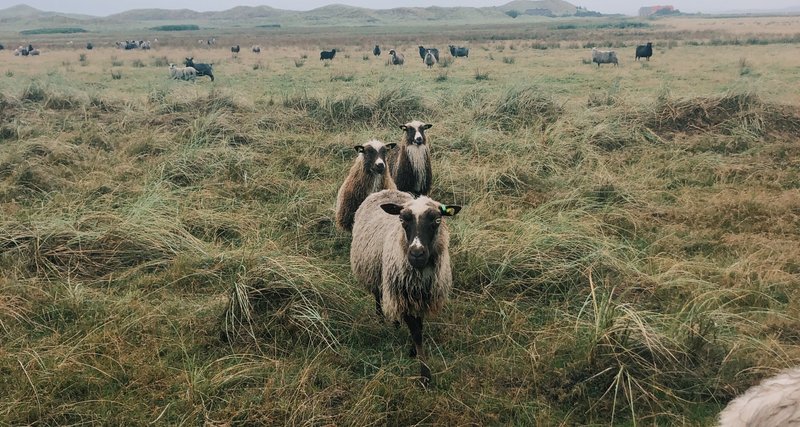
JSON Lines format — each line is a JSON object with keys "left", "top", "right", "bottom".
{"left": 357, "top": 139, "right": 393, "bottom": 176}
{"left": 381, "top": 197, "right": 461, "bottom": 270}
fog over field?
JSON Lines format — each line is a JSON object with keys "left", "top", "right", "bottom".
{"left": 9, "top": 0, "right": 800, "bottom": 16}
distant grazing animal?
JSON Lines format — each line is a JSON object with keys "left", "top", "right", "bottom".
{"left": 140, "top": 41, "right": 151, "bottom": 50}
{"left": 29, "top": 49, "right": 40, "bottom": 56}
{"left": 252, "top": 45, "right": 261, "bottom": 53}
{"left": 320, "top": 49, "right": 337, "bottom": 60}
{"left": 351, "top": 189, "right": 461, "bottom": 383}
{"left": 424, "top": 51, "right": 436, "bottom": 69}
{"left": 207, "top": 38, "right": 216, "bottom": 46}
{"left": 86, "top": 42, "right": 93, "bottom": 50}
{"left": 28, "top": 44, "right": 33, "bottom": 52}
{"left": 184, "top": 57, "right": 214, "bottom": 81}
{"left": 591, "top": 47, "right": 619, "bottom": 67}
{"left": 0, "top": 44, "right": 4, "bottom": 50}
{"left": 392, "top": 121, "right": 433, "bottom": 196}
{"left": 448, "top": 45, "right": 469, "bottom": 58}
{"left": 418, "top": 46, "right": 439, "bottom": 61}
{"left": 16, "top": 46, "right": 29, "bottom": 56}
{"left": 635, "top": 42, "right": 653, "bottom": 61}
{"left": 719, "top": 367, "right": 800, "bottom": 427}
{"left": 169, "top": 64, "right": 196, "bottom": 81}
{"left": 373, "top": 45, "right": 381, "bottom": 56}
{"left": 231, "top": 45, "right": 240, "bottom": 56}
{"left": 334, "top": 139, "right": 397, "bottom": 232}
{"left": 388, "top": 49, "right": 404, "bottom": 65}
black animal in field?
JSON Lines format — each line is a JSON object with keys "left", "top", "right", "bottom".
{"left": 184, "top": 57, "right": 214, "bottom": 81}
{"left": 418, "top": 46, "right": 439, "bottom": 61}
{"left": 636, "top": 42, "right": 653, "bottom": 61}
{"left": 448, "top": 45, "right": 469, "bottom": 58}
{"left": 86, "top": 42, "right": 93, "bottom": 50}
{"left": 320, "top": 49, "right": 337, "bottom": 60}
{"left": 373, "top": 45, "right": 381, "bottom": 57}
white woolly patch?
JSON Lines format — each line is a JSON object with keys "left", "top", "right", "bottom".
{"left": 364, "top": 139, "right": 386, "bottom": 151}
{"left": 410, "top": 236, "right": 423, "bottom": 250}
{"left": 405, "top": 145, "right": 429, "bottom": 193}
{"left": 719, "top": 367, "right": 800, "bottom": 427}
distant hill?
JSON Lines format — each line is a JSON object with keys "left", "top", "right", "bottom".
{"left": 0, "top": 1, "right": 596, "bottom": 29}
{"left": 497, "top": 0, "right": 577, "bottom": 16}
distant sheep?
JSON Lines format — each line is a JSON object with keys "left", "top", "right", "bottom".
{"left": 351, "top": 189, "right": 461, "bottom": 383}
{"left": 424, "top": 51, "right": 436, "bottom": 69}
{"left": 719, "top": 367, "right": 800, "bottom": 427}
{"left": 388, "top": 49, "right": 404, "bottom": 65}
{"left": 252, "top": 45, "right": 261, "bottom": 53}
{"left": 636, "top": 42, "right": 653, "bottom": 61}
{"left": 184, "top": 57, "right": 214, "bottom": 81}
{"left": 592, "top": 48, "right": 619, "bottom": 67}
{"left": 0, "top": 43, "right": 4, "bottom": 50}
{"left": 391, "top": 121, "right": 433, "bottom": 196}
{"left": 334, "top": 139, "right": 397, "bottom": 232}
{"left": 418, "top": 46, "right": 439, "bottom": 61}
{"left": 86, "top": 42, "right": 93, "bottom": 50}
{"left": 169, "top": 64, "right": 196, "bottom": 81}
{"left": 231, "top": 45, "right": 240, "bottom": 57}
{"left": 29, "top": 49, "right": 40, "bottom": 56}
{"left": 373, "top": 45, "right": 381, "bottom": 56}
{"left": 320, "top": 49, "right": 337, "bottom": 60}
{"left": 448, "top": 45, "right": 469, "bottom": 58}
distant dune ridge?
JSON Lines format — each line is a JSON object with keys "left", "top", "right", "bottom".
{"left": 0, "top": 1, "right": 586, "bottom": 27}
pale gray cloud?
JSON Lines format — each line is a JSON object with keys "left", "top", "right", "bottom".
{"left": 3, "top": 0, "right": 800, "bottom": 16}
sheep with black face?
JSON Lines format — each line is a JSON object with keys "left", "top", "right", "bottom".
{"left": 334, "top": 139, "right": 397, "bottom": 232}
{"left": 391, "top": 121, "right": 433, "bottom": 196}
{"left": 351, "top": 189, "right": 461, "bottom": 383}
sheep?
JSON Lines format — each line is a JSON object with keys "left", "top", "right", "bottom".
{"left": 231, "top": 45, "right": 240, "bottom": 57}
{"left": 418, "top": 46, "right": 439, "bottom": 61}
{"left": 86, "top": 42, "right": 93, "bottom": 50}
{"left": 719, "top": 367, "right": 800, "bottom": 426}
{"left": 388, "top": 49, "right": 404, "bottom": 65}
{"left": 635, "top": 42, "right": 653, "bottom": 61}
{"left": 373, "top": 45, "right": 381, "bottom": 57}
{"left": 252, "top": 45, "right": 261, "bottom": 53}
{"left": 592, "top": 47, "right": 619, "bottom": 67}
{"left": 141, "top": 41, "right": 151, "bottom": 50}
{"left": 184, "top": 57, "right": 214, "bottom": 81}
{"left": 424, "top": 51, "right": 436, "bottom": 69}
{"left": 391, "top": 121, "right": 433, "bottom": 196}
{"left": 169, "top": 64, "right": 181, "bottom": 79}
{"left": 334, "top": 139, "right": 397, "bottom": 232}
{"left": 320, "top": 49, "right": 336, "bottom": 60}
{"left": 29, "top": 49, "right": 40, "bottom": 56}
{"left": 351, "top": 189, "right": 461, "bottom": 383}
{"left": 0, "top": 43, "right": 4, "bottom": 50}
{"left": 448, "top": 45, "right": 469, "bottom": 58}
{"left": 169, "top": 64, "right": 197, "bottom": 81}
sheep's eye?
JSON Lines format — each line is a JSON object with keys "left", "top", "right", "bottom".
{"left": 433, "top": 217, "right": 442, "bottom": 227}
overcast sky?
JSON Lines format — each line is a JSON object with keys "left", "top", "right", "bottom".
{"left": 3, "top": 0, "right": 800, "bottom": 16}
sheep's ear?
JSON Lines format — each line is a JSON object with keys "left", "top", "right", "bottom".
{"left": 422, "top": 123, "right": 432, "bottom": 130}
{"left": 354, "top": 145, "right": 364, "bottom": 153}
{"left": 440, "top": 204, "right": 461, "bottom": 216}
{"left": 399, "top": 124, "right": 408, "bottom": 131}
{"left": 380, "top": 204, "right": 404, "bottom": 215}
{"left": 385, "top": 143, "right": 397, "bottom": 150}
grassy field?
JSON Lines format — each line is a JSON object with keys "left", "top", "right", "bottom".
{"left": 2, "top": 15, "right": 800, "bottom": 425}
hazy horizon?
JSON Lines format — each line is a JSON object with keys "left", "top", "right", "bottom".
{"left": 2, "top": 0, "right": 800, "bottom": 16}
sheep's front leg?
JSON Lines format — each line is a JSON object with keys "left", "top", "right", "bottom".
{"left": 403, "top": 314, "right": 430, "bottom": 383}
{"left": 372, "top": 287, "right": 384, "bottom": 320}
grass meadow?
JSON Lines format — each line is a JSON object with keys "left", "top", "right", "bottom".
{"left": 2, "top": 16, "right": 800, "bottom": 425}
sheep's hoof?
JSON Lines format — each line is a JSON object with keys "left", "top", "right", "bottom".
{"left": 419, "top": 365, "right": 431, "bottom": 386}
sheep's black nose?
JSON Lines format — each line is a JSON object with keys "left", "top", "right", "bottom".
{"left": 414, "top": 137, "right": 423, "bottom": 144}
{"left": 409, "top": 246, "right": 425, "bottom": 258}
{"left": 374, "top": 163, "right": 385, "bottom": 173}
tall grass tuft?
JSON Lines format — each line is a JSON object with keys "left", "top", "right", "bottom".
{"left": 474, "top": 86, "right": 562, "bottom": 131}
